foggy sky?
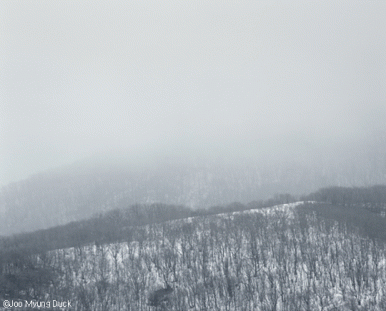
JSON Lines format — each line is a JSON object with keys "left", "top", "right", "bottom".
{"left": 1, "top": 1, "right": 386, "bottom": 186}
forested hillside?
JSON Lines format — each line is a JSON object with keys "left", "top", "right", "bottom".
{"left": 1, "top": 202, "right": 386, "bottom": 310}
{"left": 1, "top": 188, "right": 386, "bottom": 310}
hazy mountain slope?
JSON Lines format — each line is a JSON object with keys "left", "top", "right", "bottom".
{"left": 0, "top": 160, "right": 301, "bottom": 235}
{"left": 1, "top": 152, "right": 386, "bottom": 236}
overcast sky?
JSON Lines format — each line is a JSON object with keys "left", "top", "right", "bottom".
{"left": 1, "top": 1, "right": 386, "bottom": 186}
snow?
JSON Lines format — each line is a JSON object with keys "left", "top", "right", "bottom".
{"left": 47, "top": 201, "right": 386, "bottom": 310}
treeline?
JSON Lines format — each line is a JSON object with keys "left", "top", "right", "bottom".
{"left": 4, "top": 184, "right": 386, "bottom": 259}
{"left": 304, "top": 185, "right": 386, "bottom": 207}
{"left": 0, "top": 194, "right": 297, "bottom": 258}
{"left": 0, "top": 203, "right": 192, "bottom": 258}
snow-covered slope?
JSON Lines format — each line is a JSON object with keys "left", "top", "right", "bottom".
{"left": 44, "top": 202, "right": 386, "bottom": 311}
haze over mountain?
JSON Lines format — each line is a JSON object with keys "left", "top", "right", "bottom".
{"left": 1, "top": 1, "right": 386, "bottom": 187}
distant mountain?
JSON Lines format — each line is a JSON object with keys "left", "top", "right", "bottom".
{"left": 1, "top": 151, "right": 386, "bottom": 235}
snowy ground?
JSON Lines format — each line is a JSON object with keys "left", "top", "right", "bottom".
{"left": 47, "top": 201, "right": 386, "bottom": 310}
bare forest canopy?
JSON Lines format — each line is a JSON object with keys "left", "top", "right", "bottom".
{"left": 1, "top": 197, "right": 386, "bottom": 309}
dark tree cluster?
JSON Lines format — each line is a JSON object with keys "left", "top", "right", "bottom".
{"left": 0, "top": 249, "right": 60, "bottom": 302}
{"left": 304, "top": 185, "right": 386, "bottom": 208}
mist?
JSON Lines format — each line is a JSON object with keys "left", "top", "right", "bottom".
{"left": 1, "top": 1, "right": 386, "bottom": 187}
